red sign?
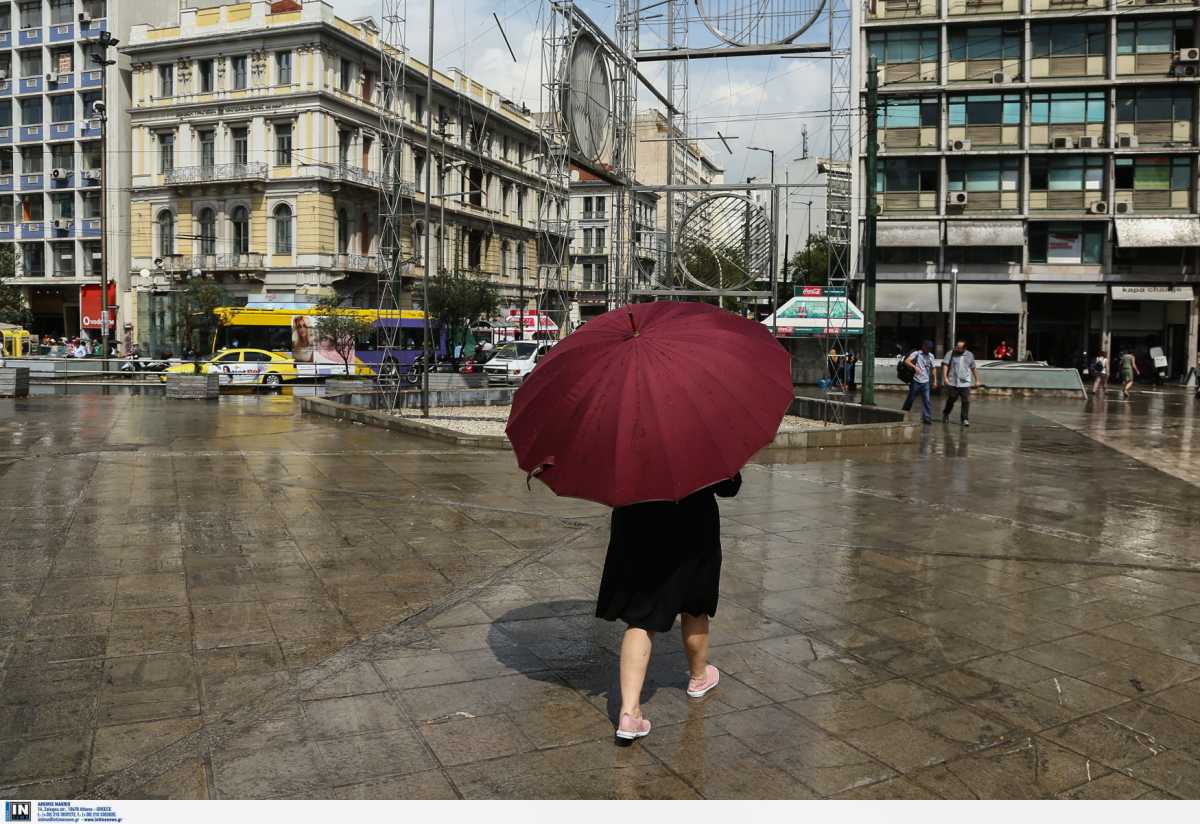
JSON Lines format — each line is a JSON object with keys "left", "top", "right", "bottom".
{"left": 800, "top": 286, "right": 824, "bottom": 297}
{"left": 80, "top": 283, "right": 117, "bottom": 330}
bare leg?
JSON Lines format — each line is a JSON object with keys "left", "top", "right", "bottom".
{"left": 681, "top": 613, "right": 710, "bottom": 680}
{"left": 618, "top": 627, "right": 654, "bottom": 718}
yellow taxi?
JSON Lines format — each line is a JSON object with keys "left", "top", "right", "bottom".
{"left": 162, "top": 348, "right": 300, "bottom": 385}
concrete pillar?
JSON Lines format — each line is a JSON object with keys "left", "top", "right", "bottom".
{"left": 1101, "top": 285, "right": 1112, "bottom": 360}
{"left": 1017, "top": 284, "right": 1028, "bottom": 361}
{"left": 1187, "top": 285, "right": 1199, "bottom": 376}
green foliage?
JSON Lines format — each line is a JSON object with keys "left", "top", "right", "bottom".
{"left": 426, "top": 269, "right": 499, "bottom": 351}
{"left": 680, "top": 243, "right": 747, "bottom": 312}
{"left": 314, "top": 296, "right": 376, "bottom": 376}
{"left": 788, "top": 233, "right": 830, "bottom": 288}
{"left": 0, "top": 247, "right": 33, "bottom": 328}
{"left": 175, "top": 279, "right": 230, "bottom": 371}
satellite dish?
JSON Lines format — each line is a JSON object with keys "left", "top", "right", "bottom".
{"left": 561, "top": 31, "right": 612, "bottom": 164}
{"left": 694, "top": 0, "right": 827, "bottom": 47}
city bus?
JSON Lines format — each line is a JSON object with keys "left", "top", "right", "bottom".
{"left": 211, "top": 304, "right": 444, "bottom": 378}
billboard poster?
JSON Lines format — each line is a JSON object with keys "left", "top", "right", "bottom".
{"left": 765, "top": 290, "right": 864, "bottom": 337}
{"left": 1047, "top": 231, "right": 1082, "bottom": 265}
{"left": 291, "top": 315, "right": 357, "bottom": 376}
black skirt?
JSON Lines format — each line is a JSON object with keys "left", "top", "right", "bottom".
{"left": 595, "top": 474, "right": 742, "bottom": 633}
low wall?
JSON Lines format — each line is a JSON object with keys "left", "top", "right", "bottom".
{"left": 325, "top": 386, "right": 517, "bottom": 408}
{"left": 300, "top": 396, "right": 510, "bottom": 449}
{"left": 872, "top": 358, "right": 1087, "bottom": 398}
{"left": 788, "top": 396, "right": 907, "bottom": 426}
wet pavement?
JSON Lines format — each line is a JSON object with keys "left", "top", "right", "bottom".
{"left": 1, "top": 387, "right": 1199, "bottom": 799}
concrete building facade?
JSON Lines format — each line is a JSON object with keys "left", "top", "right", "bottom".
{"left": 855, "top": 0, "right": 1200, "bottom": 375}
{"left": 124, "top": 0, "right": 567, "bottom": 355}
{"left": 634, "top": 109, "right": 724, "bottom": 237}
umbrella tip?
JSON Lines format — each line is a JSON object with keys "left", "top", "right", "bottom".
{"left": 627, "top": 310, "right": 639, "bottom": 338}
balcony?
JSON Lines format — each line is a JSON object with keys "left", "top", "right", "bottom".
{"left": 80, "top": 18, "right": 108, "bottom": 40}
{"left": 78, "top": 169, "right": 101, "bottom": 187}
{"left": 0, "top": 127, "right": 10, "bottom": 145}
{"left": 46, "top": 73, "right": 75, "bottom": 92}
{"left": 81, "top": 218, "right": 101, "bottom": 237}
{"left": 49, "top": 23, "right": 75, "bottom": 43}
{"left": 49, "top": 219, "right": 74, "bottom": 237}
{"left": 577, "top": 245, "right": 607, "bottom": 256}
{"left": 18, "top": 76, "right": 43, "bottom": 95}
{"left": 20, "top": 221, "right": 45, "bottom": 239}
{"left": 20, "top": 125, "right": 43, "bottom": 143}
{"left": 0, "top": 175, "right": 11, "bottom": 192}
{"left": 18, "top": 27, "right": 43, "bottom": 47}
{"left": 163, "top": 253, "right": 265, "bottom": 273}
{"left": 0, "top": 222, "right": 11, "bottom": 240}
{"left": 20, "top": 173, "right": 43, "bottom": 190}
{"left": 579, "top": 211, "right": 605, "bottom": 221}
{"left": 329, "top": 163, "right": 383, "bottom": 188}
{"left": 80, "top": 119, "right": 101, "bottom": 139}
{"left": 334, "top": 253, "right": 378, "bottom": 271}
{"left": 868, "top": 0, "right": 938, "bottom": 21}
{"left": 165, "top": 162, "right": 269, "bottom": 186}
{"left": 80, "top": 69, "right": 102, "bottom": 89}
{"left": 49, "top": 169, "right": 75, "bottom": 189}
{"left": 0, "top": 80, "right": 10, "bottom": 97}
{"left": 48, "top": 122, "right": 75, "bottom": 141}
{"left": 0, "top": 31, "right": 9, "bottom": 49}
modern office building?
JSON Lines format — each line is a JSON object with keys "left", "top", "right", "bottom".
{"left": 124, "top": 0, "right": 567, "bottom": 355}
{"left": 568, "top": 165, "right": 658, "bottom": 318}
{"left": 855, "top": 0, "right": 1200, "bottom": 375}
{"left": 1, "top": 0, "right": 173, "bottom": 340}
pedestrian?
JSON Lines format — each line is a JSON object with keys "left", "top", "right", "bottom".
{"left": 901, "top": 340, "right": 939, "bottom": 424}
{"left": 942, "top": 339, "right": 981, "bottom": 427}
{"left": 1119, "top": 349, "right": 1139, "bottom": 399}
{"left": 1091, "top": 350, "right": 1108, "bottom": 399}
{"left": 845, "top": 349, "right": 858, "bottom": 392}
{"left": 993, "top": 340, "right": 1012, "bottom": 360}
{"left": 72, "top": 340, "right": 89, "bottom": 358}
{"left": 597, "top": 473, "right": 742, "bottom": 743}
{"left": 827, "top": 344, "right": 843, "bottom": 385}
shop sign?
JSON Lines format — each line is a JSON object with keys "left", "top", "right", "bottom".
{"left": 1111, "top": 286, "right": 1194, "bottom": 302}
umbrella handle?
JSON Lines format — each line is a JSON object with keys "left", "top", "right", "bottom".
{"left": 627, "top": 310, "right": 639, "bottom": 338}
{"left": 526, "top": 457, "right": 556, "bottom": 491}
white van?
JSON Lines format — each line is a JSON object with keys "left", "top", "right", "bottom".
{"left": 484, "top": 341, "right": 553, "bottom": 385}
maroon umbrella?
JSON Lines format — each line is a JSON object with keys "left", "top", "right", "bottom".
{"left": 506, "top": 301, "right": 793, "bottom": 508}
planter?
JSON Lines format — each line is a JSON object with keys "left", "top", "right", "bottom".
{"left": 325, "top": 378, "right": 376, "bottom": 396}
{"left": 165, "top": 372, "right": 220, "bottom": 400}
{"left": 0, "top": 366, "right": 30, "bottom": 397}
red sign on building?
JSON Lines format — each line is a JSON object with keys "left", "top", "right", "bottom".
{"left": 80, "top": 283, "right": 117, "bottom": 330}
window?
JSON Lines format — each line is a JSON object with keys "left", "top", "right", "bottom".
{"left": 20, "top": 194, "right": 42, "bottom": 220}
{"left": 51, "top": 49, "right": 71, "bottom": 75}
{"left": 340, "top": 59, "right": 353, "bottom": 91}
{"left": 20, "top": 97, "right": 41, "bottom": 126}
{"left": 50, "top": 0, "right": 73, "bottom": 25}
{"left": 275, "top": 123, "right": 292, "bottom": 165}
{"left": 582, "top": 228, "right": 593, "bottom": 248}
{"left": 467, "top": 230, "right": 483, "bottom": 268}
{"left": 158, "top": 211, "right": 174, "bottom": 257}
{"left": 1117, "top": 87, "right": 1193, "bottom": 123}
{"left": 338, "top": 128, "right": 351, "bottom": 166}
{"left": 412, "top": 221, "right": 425, "bottom": 264}
{"left": 19, "top": 2, "right": 41, "bottom": 29}
{"left": 198, "top": 208, "right": 216, "bottom": 255}
{"left": 362, "top": 71, "right": 375, "bottom": 103}
{"left": 879, "top": 96, "right": 940, "bottom": 128}
{"left": 876, "top": 159, "right": 939, "bottom": 192}
{"left": 50, "top": 95, "right": 71, "bottom": 123}
{"left": 50, "top": 144, "right": 71, "bottom": 172}
{"left": 1118, "top": 18, "right": 1192, "bottom": 55}
{"left": 273, "top": 203, "right": 292, "bottom": 253}
{"left": 596, "top": 228, "right": 606, "bottom": 249}
{"left": 0, "top": 102, "right": 9, "bottom": 129}
{"left": 867, "top": 29, "right": 939, "bottom": 63}
{"left": 1029, "top": 156, "right": 1104, "bottom": 191}
{"left": 159, "top": 132, "right": 174, "bottom": 174}
{"left": 1032, "top": 22, "right": 1106, "bottom": 58}
{"left": 413, "top": 93, "right": 425, "bottom": 122}
{"left": 0, "top": 5, "right": 10, "bottom": 32}
{"left": 948, "top": 94, "right": 1021, "bottom": 126}
{"left": 1114, "top": 156, "right": 1192, "bottom": 191}
{"left": 82, "top": 193, "right": 100, "bottom": 219}
{"left": 413, "top": 151, "right": 425, "bottom": 192}
{"left": 949, "top": 25, "right": 1022, "bottom": 61}
{"left": 198, "top": 59, "right": 214, "bottom": 93}
{"left": 947, "top": 158, "right": 1020, "bottom": 192}
{"left": 231, "top": 56, "right": 247, "bottom": 90}
{"left": 1029, "top": 223, "right": 1104, "bottom": 264}
{"left": 231, "top": 127, "right": 248, "bottom": 166}
{"left": 276, "top": 51, "right": 292, "bottom": 85}
{"left": 159, "top": 64, "right": 174, "bottom": 97}
{"left": 20, "top": 50, "right": 42, "bottom": 77}
{"left": 198, "top": 129, "right": 215, "bottom": 172}
{"left": 337, "top": 209, "right": 350, "bottom": 254}
{"left": 231, "top": 206, "right": 249, "bottom": 254}
{"left": 1031, "top": 90, "right": 1106, "bottom": 124}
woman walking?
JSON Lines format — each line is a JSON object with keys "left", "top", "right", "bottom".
{"left": 1119, "top": 350, "right": 1139, "bottom": 399}
{"left": 596, "top": 473, "right": 742, "bottom": 743}
{"left": 1091, "top": 350, "right": 1108, "bottom": 399}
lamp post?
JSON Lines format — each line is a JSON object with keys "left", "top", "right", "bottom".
{"left": 91, "top": 27, "right": 118, "bottom": 364}
{"left": 420, "top": 1, "right": 435, "bottom": 418}
{"left": 747, "top": 146, "right": 776, "bottom": 278}
{"left": 949, "top": 264, "right": 959, "bottom": 355}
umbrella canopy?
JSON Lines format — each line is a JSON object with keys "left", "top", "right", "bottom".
{"left": 506, "top": 301, "right": 793, "bottom": 508}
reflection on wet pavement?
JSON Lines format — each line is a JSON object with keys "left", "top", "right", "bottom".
{"left": 1, "top": 390, "right": 1199, "bottom": 799}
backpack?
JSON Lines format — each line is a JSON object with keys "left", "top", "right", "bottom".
{"left": 1090, "top": 357, "right": 1105, "bottom": 377}
{"left": 897, "top": 353, "right": 917, "bottom": 385}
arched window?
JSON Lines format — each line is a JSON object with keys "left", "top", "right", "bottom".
{"left": 198, "top": 208, "right": 216, "bottom": 256}
{"left": 157, "top": 210, "right": 174, "bottom": 258}
{"left": 231, "top": 206, "right": 249, "bottom": 255}
{"left": 337, "top": 208, "right": 350, "bottom": 254}
{"left": 273, "top": 203, "right": 293, "bottom": 254}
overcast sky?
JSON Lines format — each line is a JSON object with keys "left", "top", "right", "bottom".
{"left": 327, "top": 0, "right": 834, "bottom": 243}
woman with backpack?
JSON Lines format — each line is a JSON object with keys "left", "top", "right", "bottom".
{"left": 1091, "top": 350, "right": 1107, "bottom": 399}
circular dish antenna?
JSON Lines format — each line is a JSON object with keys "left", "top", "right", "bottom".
{"left": 561, "top": 31, "right": 613, "bottom": 164}
{"left": 693, "top": 0, "right": 828, "bottom": 47}
{"left": 675, "top": 193, "right": 772, "bottom": 292}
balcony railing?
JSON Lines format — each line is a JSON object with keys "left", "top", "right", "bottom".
{"left": 164, "top": 162, "right": 268, "bottom": 185}
{"left": 330, "top": 163, "right": 383, "bottom": 187}
{"left": 160, "top": 253, "right": 264, "bottom": 272}
{"left": 335, "top": 253, "right": 378, "bottom": 271}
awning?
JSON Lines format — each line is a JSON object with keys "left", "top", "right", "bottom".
{"left": 946, "top": 221, "right": 1023, "bottom": 247}
{"left": 941, "top": 283, "right": 1022, "bottom": 314}
{"left": 877, "top": 220, "right": 940, "bottom": 248}
{"left": 877, "top": 282, "right": 941, "bottom": 312}
{"left": 1114, "top": 218, "right": 1200, "bottom": 248}
{"left": 1026, "top": 283, "right": 1107, "bottom": 295}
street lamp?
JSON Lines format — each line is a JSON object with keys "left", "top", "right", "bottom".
{"left": 90, "top": 27, "right": 118, "bottom": 363}
{"left": 747, "top": 147, "right": 777, "bottom": 279}
{"left": 949, "top": 264, "right": 959, "bottom": 356}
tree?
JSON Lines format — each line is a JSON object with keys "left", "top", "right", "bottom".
{"left": 679, "top": 242, "right": 747, "bottom": 312}
{"left": 0, "top": 246, "right": 33, "bottom": 328}
{"left": 789, "top": 233, "right": 831, "bottom": 288}
{"left": 175, "top": 279, "right": 230, "bottom": 371}
{"left": 426, "top": 269, "right": 499, "bottom": 356}
{"left": 314, "top": 296, "right": 375, "bottom": 376}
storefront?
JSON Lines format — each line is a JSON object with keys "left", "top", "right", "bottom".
{"left": 26, "top": 285, "right": 81, "bottom": 339}
{"left": 1106, "top": 285, "right": 1197, "bottom": 379}
{"left": 874, "top": 282, "right": 1021, "bottom": 358}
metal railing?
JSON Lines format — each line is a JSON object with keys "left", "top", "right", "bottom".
{"left": 335, "top": 253, "right": 378, "bottom": 271}
{"left": 164, "top": 162, "right": 268, "bottom": 185}
{"left": 159, "top": 253, "right": 264, "bottom": 271}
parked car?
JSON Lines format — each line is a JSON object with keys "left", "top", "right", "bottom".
{"left": 483, "top": 341, "right": 553, "bottom": 385}
{"left": 161, "top": 348, "right": 299, "bottom": 385}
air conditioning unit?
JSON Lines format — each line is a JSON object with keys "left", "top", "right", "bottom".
{"left": 79, "top": 12, "right": 93, "bottom": 24}
{"left": 83, "top": 169, "right": 101, "bottom": 181}
{"left": 1117, "top": 134, "right": 1138, "bottom": 149}
{"left": 991, "top": 71, "right": 1007, "bottom": 84}
{"left": 1078, "top": 136, "right": 1098, "bottom": 149}
{"left": 1174, "top": 64, "right": 1199, "bottom": 78}
{"left": 52, "top": 218, "right": 72, "bottom": 230}
{"left": 1178, "top": 48, "right": 1200, "bottom": 63}
{"left": 1053, "top": 136, "right": 1075, "bottom": 150}
{"left": 50, "top": 168, "right": 70, "bottom": 179}
{"left": 948, "top": 138, "right": 972, "bottom": 151}
{"left": 1088, "top": 201, "right": 1109, "bottom": 215}
{"left": 1115, "top": 202, "right": 1133, "bottom": 215}
{"left": 947, "top": 191, "right": 969, "bottom": 206}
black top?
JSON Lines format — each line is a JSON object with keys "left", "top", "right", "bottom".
{"left": 595, "top": 474, "right": 742, "bottom": 632}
